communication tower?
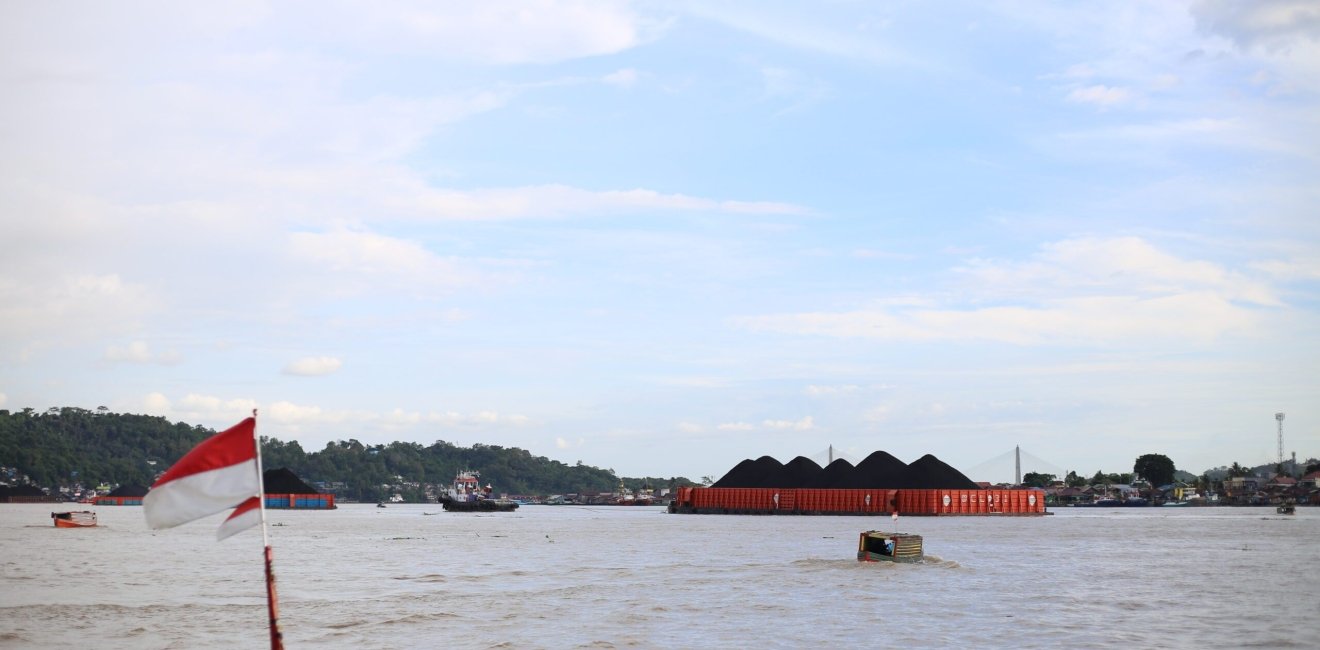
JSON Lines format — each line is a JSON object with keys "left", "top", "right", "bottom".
{"left": 1275, "top": 412, "right": 1285, "bottom": 469}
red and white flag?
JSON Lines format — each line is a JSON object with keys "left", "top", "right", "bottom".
{"left": 144, "top": 417, "right": 260, "bottom": 530}
{"left": 217, "top": 496, "right": 262, "bottom": 541}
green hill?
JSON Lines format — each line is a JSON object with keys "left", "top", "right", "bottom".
{"left": 0, "top": 407, "right": 693, "bottom": 501}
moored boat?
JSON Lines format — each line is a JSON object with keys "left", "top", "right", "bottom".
{"left": 612, "top": 480, "right": 657, "bottom": 505}
{"left": 52, "top": 511, "right": 97, "bottom": 528}
{"left": 857, "top": 530, "right": 923, "bottom": 563}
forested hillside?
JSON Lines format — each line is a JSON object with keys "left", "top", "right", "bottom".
{"left": 0, "top": 407, "right": 693, "bottom": 501}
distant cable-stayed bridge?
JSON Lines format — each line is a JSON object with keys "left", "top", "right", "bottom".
{"left": 807, "top": 445, "right": 862, "bottom": 467}
{"left": 963, "top": 447, "right": 1067, "bottom": 485}
{"left": 797, "top": 445, "right": 1067, "bottom": 486}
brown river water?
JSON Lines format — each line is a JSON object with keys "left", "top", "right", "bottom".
{"left": 2, "top": 503, "right": 1316, "bottom": 649}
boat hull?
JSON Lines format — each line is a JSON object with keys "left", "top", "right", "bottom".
{"left": 857, "top": 531, "right": 923, "bottom": 563}
{"left": 52, "top": 511, "right": 97, "bottom": 528}
{"left": 441, "top": 499, "right": 518, "bottom": 512}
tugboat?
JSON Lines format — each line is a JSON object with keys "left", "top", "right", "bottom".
{"left": 51, "top": 511, "right": 98, "bottom": 528}
{"left": 857, "top": 530, "right": 923, "bottom": 563}
{"left": 439, "top": 470, "right": 518, "bottom": 512}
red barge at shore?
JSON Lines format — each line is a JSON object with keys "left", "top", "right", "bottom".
{"left": 668, "top": 487, "right": 1046, "bottom": 516}
{"left": 672, "top": 451, "right": 1047, "bottom": 516}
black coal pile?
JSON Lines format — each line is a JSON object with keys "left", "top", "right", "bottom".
{"left": 108, "top": 484, "right": 149, "bottom": 497}
{"left": 710, "top": 458, "right": 758, "bottom": 487}
{"left": 263, "top": 468, "right": 318, "bottom": 493}
{"left": 712, "top": 455, "right": 782, "bottom": 488}
{"left": 835, "top": 451, "right": 909, "bottom": 489}
{"left": 710, "top": 451, "right": 977, "bottom": 489}
{"left": 757, "top": 456, "right": 822, "bottom": 488}
{"left": 899, "top": 454, "right": 980, "bottom": 489}
{"left": 804, "top": 458, "right": 855, "bottom": 488}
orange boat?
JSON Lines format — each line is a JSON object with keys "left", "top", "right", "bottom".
{"left": 52, "top": 511, "right": 97, "bottom": 528}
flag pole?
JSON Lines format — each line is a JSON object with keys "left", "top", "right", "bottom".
{"left": 251, "top": 409, "right": 284, "bottom": 650}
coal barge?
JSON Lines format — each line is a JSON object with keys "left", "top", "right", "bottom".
{"left": 668, "top": 452, "right": 1046, "bottom": 516}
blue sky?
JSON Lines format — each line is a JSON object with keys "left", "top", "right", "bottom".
{"left": 2, "top": 1, "right": 1317, "bottom": 483}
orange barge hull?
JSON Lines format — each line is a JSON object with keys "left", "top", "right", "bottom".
{"left": 668, "top": 487, "right": 1046, "bottom": 516}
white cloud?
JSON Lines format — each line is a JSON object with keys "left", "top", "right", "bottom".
{"left": 682, "top": 3, "right": 919, "bottom": 68}
{"left": 345, "top": 1, "right": 665, "bottom": 65}
{"left": 104, "top": 341, "right": 181, "bottom": 365}
{"left": 762, "top": 416, "right": 815, "bottom": 431}
{"left": 269, "top": 400, "right": 328, "bottom": 423}
{"left": 602, "top": 68, "right": 639, "bottom": 87}
{"left": 806, "top": 384, "right": 859, "bottom": 396}
{"left": 738, "top": 237, "right": 1278, "bottom": 346}
{"left": 555, "top": 436, "right": 585, "bottom": 449}
{"left": 696, "top": 417, "right": 818, "bottom": 433}
{"left": 105, "top": 341, "right": 152, "bottom": 363}
{"left": 402, "top": 184, "right": 810, "bottom": 221}
{"left": 1251, "top": 258, "right": 1320, "bottom": 281}
{"left": 143, "top": 392, "right": 172, "bottom": 414}
{"left": 0, "top": 274, "right": 157, "bottom": 359}
{"left": 864, "top": 405, "right": 892, "bottom": 422}
{"left": 282, "top": 356, "right": 343, "bottom": 377}
{"left": 743, "top": 295, "right": 1259, "bottom": 345}
{"left": 425, "top": 410, "right": 531, "bottom": 428}
{"left": 1053, "top": 116, "right": 1314, "bottom": 161}
{"left": 137, "top": 393, "right": 531, "bottom": 438}
{"left": 288, "top": 227, "right": 486, "bottom": 297}
{"left": 959, "top": 237, "right": 1279, "bottom": 305}
{"left": 1191, "top": 0, "right": 1320, "bottom": 50}
{"left": 1152, "top": 73, "right": 1181, "bottom": 90}
{"left": 1067, "top": 84, "right": 1132, "bottom": 107}
{"left": 178, "top": 393, "right": 259, "bottom": 418}
{"left": 851, "top": 248, "right": 913, "bottom": 260}
{"left": 1062, "top": 63, "right": 1096, "bottom": 79}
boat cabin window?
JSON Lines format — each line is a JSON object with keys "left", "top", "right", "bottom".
{"left": 862, "top": 534, "right": 894, "bottom": 556}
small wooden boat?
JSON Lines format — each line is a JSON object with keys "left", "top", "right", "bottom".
{"left": 1277, "top": 502, "right": 1295, "bottom": 515}
{"left": 52, "top": 511, "right": 98, "bottom": 528}
{"left": 857, "top": 530, "right": 923, "bottom": 563}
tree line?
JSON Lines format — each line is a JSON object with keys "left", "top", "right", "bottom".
{"left": 1020, "top": 453, "right": 1319, "bottom": 492}
{"left": 0, "top": 407, "right": 695, "bottom": 502}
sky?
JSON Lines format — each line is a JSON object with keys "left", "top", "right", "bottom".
{"left": 2, "top": 1, "right": 1318, "bottom": 484}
